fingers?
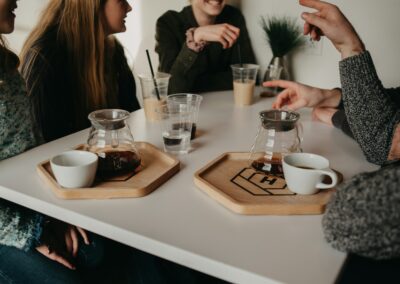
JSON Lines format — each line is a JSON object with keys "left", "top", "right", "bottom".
{"left": 225, "top": 24, "right": 240, "bottom": 37}
{"left": 77, "top": 227, "right": 90, "bottom": 245}
{"left": 221, "top": 25, "right": 239, "bottom": 48}
{"left": 272, "top": 89, "right": 292, "bottom": 109}
{"left": 70, "top": 228, "right": 79, "bottom": 257}
{"left": 36, "top": 245, "right": 75, "bottom": 270}
{"left": 50, "top": 252, "right": 76, "bottom": 270}
{"left": 263, "top": 80, "right": 297, "bottom": 90}
{"left": 301, "top": 12, "right": 328, "bottom": 32}
{"left": 299, "top": 0, "right": 329, "bottom": 11}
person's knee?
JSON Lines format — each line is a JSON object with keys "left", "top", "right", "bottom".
{"left": 77, "top": 232, "right": 106, "bottom": 268}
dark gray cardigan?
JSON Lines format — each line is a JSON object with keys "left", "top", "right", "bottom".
{"left": 323, "top": 51, "right": 400, "bottom": 259}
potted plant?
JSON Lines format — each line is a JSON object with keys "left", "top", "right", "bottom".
{"left": 259, "top": 16, "right": 305, "bottom": 97}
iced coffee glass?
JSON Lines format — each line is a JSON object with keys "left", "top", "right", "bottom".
{"left": 138, "top": 72, "right": 170, "bottom": 121}
{"left": 231, "top": 64, "right": 259, "bottom": 106}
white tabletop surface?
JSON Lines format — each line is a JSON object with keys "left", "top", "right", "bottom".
{"left": 0, "top": 89, "right": 378, "bottom": 284}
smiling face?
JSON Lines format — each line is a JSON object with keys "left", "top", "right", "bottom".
{"left": 191, "top": 0, "right": 226, "bottom": 19}
{"left": 0, "top": 0, "right": 17, "bottom": 34}
{"left": 102, "top": 0, "right": 132, "bottom": 35}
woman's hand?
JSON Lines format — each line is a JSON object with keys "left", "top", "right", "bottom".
{"left": 312, "top": 107, "right": 338, "bottom": 126}
{"left": 300, "top": 0, "right": 365, "bottom": 59}
{"left": 36, "top": 219, "right": 90, "bottom": 270}
{"left": 264, "top": 80, "right": 341, "bottom": 110}
{"left": 194, "top": 23, "right": 240, "bottom": 49}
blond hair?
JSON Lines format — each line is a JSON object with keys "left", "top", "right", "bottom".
{"left": 20, "top": 0, "right": 118, "bottom": 128}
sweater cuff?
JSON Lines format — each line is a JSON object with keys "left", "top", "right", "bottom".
{"left": 23, "top": 213, "right": 44, "bottom": 252}
{"left": 176, "top": 43, "right": 199, "bottom": 73}
{"left": 339, "top": 51, "right": 379, "bottom": 87}
{"left": 332, "top": 109, "right": 354, "bottom": 138}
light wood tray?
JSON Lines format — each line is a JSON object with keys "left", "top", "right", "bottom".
{"left": 37, "top": 142, "right": 180, "bottom": 199}
{"left": 194, "top": 152, "right": 342, "bottom": 215}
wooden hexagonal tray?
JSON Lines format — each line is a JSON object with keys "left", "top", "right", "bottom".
{"left": 194, "top": 152, "right": 342, "bottom": 215}
{"left": 37, "top": 142, "right": 180, "bottom": 199}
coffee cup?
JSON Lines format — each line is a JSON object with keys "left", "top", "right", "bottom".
{"left": 50, "top": 150, "right": 98, "bottom": 188}
{"left": 282, "top": 153, "right": 338, "bottom": 195}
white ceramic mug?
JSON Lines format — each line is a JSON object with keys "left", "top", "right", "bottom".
{"left": 282, "top": 153, "right": 338, "bottom": 195}
{"left": 50, "top": 150, "right": 98, "bottom": 188}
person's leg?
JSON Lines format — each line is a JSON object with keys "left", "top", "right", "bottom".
{"left": 127, "top": 247, "right": 228, "bottom": 284}
{"left": 0, "top": 244, "right": 82, "bottom": 284}
{"left": 0, "top": 232, "right": 107, "bottom": 284}
{"left": 336, "top": 254, "right": 400, "bottom": 284}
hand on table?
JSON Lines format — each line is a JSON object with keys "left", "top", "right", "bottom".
{"left": 299, "top": 0, "right": 365, "bottom": 59}
{"left": 194, "top": 23, "right": 240, "bottom": 49}
{"left": 36, "top": 219, "right": 90, "bottom": 270}
{"left": 264, "top": 80, "right": 341, "bottom": 110}
{"left": 312, "top": 107, "right": 338, "bottom": 126}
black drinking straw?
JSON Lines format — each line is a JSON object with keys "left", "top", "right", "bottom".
{"left": 237, "top": 44, "right": 244, "bottom": 82}
{"left": 145, "top": 49, "right": 161, "bottom": 101}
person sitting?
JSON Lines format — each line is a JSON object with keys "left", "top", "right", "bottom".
{"left": 155, "top": 0, "right": 256, "bottom": 93}
{"left": 20, "top": 0, "right": 140, "bottom": 142}
{"left": 0, "top": 1, "right": 106, "bottom": 282}
{"left": 265, "top": 0, "right": 400, "bottom": 263}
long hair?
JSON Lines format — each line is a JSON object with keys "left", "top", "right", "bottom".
{"left": 0, "top": 35, "right": 19, "bottom": 73}
{"left": 20, "top": 0, "right": 118, "bottom": 129}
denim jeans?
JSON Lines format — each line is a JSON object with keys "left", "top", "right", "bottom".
{"left": 0, "top": 233, "right": 105, "bottom": 284}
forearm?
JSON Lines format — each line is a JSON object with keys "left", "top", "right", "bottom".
{"left": 339, "top": 51, "right": 400, "bottom": 165}
{"left": 322, "top": 163, "right": 400, "bottom": 260}
{"left": 159, "top": 43, "right": 206, "bottom": 93}
{"left": 0, "top": 199, "right": 43, "bottom": 251}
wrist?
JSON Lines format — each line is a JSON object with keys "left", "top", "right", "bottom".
{"left": 340, "top": 40, "right": 365, "bottom": 59}
{"left": 320, "top": 88, "right": 342, "bottom": 108}
{"left": 186, "top": 28, "right": 207, "bottom": 53}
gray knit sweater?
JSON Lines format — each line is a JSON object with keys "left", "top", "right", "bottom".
{"left": 322, "top": 51, "right": 400, "bottom": 260}
{"left": 0, "top": 63, "right": 43, "bottom": 251}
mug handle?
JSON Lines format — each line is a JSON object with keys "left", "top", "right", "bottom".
{"left": 316, "top": 168, "right": 338, "bottom": 189}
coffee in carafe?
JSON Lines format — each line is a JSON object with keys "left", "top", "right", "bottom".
{"left": 249, "top": 110, "right": 302, "bottom": 176}
{"left": 87, "top": 109, "right": 141, "bottom": 177}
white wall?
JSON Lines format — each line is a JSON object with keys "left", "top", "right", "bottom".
{"left": 6, "top": 0, "right": 400, "bottom": 89}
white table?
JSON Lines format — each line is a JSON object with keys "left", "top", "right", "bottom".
{"left": 0, "top": 90, "right": 378, "bottom": 284}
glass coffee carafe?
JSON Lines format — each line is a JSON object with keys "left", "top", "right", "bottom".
{"left": 249, "top": 110, "right": 302, "bottom": 176}
{"left": 87, "top": 109, "right": 141, "bottom": 177}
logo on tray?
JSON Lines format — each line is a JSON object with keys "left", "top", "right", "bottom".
{"left": 230, "top": 167, "right": 295, "bottom": 196}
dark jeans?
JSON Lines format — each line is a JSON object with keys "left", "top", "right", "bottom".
{"left": 0, "top": 233, "right": 106, "bottom": 284}
{"left": 336, "top": 254, "right": 400, "bottom": 284}
{"left": 0, "top": 233, "right": 227, "bottom": 284}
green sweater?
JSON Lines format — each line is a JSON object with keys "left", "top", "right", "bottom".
{"left": 0, "top": 62, "right": 43, "bottom": 251}
{"left": 155, "top": 5, "right": 256, "bottom": 94}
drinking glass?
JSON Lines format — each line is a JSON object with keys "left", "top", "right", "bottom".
{"left": 231, "top": 64, "right": 259, "bottom": 106}
{"left": 138, "top": 72, "right": 170, "bottom": 121}
{"left": 167, "top": 93, "right": 203, "bottom": 140}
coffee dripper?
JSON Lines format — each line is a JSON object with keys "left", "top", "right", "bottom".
{"left": 249, "top": 110, "right": 302, "bottom": 176}
{"left": 87, "top": 109, "right": 141, "bottom": 177}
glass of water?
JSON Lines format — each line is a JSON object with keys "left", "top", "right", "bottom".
{"left": 160, "top": 105, "right": 193, "bottom": 154}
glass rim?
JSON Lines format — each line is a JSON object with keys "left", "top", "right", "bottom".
{"left": 259, "top": 109, "right": 300, "bottom": 122}
{"left": 138, "top": 72, "right": 171, "bottom": 81}
{"left": 88, "top": 109, "right": 130, "bottom": 123}
{"left": 230, "top": 64, "right": 260, "bottom": 70}
{"left": 167, "top": 93, "right": 203, "bottom": 102}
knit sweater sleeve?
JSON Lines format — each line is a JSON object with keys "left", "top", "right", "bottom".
{"left": 322, "top": 162, "right": 400, "bottom": 260}
{"left": 339, "top": 51, "right": 400, "bottom": 165}
{"left": 155, "top": 10, "right": 205, "bottom": 94}
{"left": 0, "top": 199, "right": 44, "bottom": 251}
